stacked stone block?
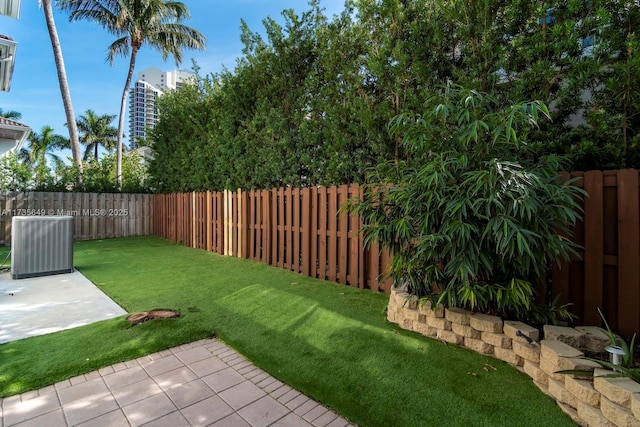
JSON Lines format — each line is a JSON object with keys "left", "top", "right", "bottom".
{"left": 387, "top": 287, "right": 640, "bottom": 427}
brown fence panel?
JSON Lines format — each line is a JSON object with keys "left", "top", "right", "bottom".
{"left": 0, "top": 191, "right": 152, "bottom": 245}
{"left": 549, "top": 169, "right": 640, "bottom": 337}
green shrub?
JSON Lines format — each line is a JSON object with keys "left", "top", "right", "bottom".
{"left": 349, "top": 83, "right": 584, "bottom": 324}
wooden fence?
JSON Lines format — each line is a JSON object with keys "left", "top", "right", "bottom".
{"left": 553, "top": 170, "right": 640, "bottom": 337}
{"left": 154, "top": 170, "right": 640, "bottom": 338}
{"left": 0, "top": 192, "right": 153, "bottom": 245}
{"left": 154, "top": 185, "right": 393, "bottom": 292}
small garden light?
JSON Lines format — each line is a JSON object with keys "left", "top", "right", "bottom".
{"left": 604, "top": 345, "right": 627, "bottom": 366}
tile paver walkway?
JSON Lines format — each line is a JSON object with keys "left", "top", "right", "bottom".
{"left": 0, "top": 338, "right": 354, "bottom": 427}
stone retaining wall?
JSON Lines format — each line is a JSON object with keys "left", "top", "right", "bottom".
{"left": 387, "top": 288, "right": 640, "bottom": 427}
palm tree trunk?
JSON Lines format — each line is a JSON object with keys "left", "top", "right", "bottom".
{"left": 116, "top": 47, "right": 139, "bottom": 191}
{"left": 42, "top": 0, "right": 83, "bottom": 186}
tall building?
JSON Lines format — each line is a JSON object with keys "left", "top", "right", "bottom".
{"left": 128, "top": 67, "right": 194, "bottom": 147}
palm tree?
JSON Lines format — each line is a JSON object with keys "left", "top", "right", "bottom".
{"left": 40, "top": 0, "right": 83, "bottom": 184}
{"left": 0, "top": 108, "right": 22, "bottom": 120}
{"left": 77, "top": 109, "right": 117, "bottom": 161}
{"left": 23, "top": 125, "right": 68, "bottom": 184}
{"left": 57, "top": 0, "right": 206, "bottom": 190}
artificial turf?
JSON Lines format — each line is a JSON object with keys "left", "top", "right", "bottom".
{"left": 0, "top": 236, "right": 574, "bottom": 426}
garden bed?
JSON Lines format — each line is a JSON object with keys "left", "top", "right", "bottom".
{"left": 387, "top": 287, "right": 640, "bottom": 427}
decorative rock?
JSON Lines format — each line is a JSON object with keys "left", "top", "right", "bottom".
{"left": 391, "top": 289, "right": 409, "bottom": 309}
{"left": 387, "top": 310, "right": 396, "bottom": 323}
{"left": 437, "top": 329, "right": 463, "bottom": 345}
{"left": 493, "top": 346, "right": 523, "bottom": 366}
{"left": 539, "top": 356, "right": 569, "bottom": 382}
{"left": 469, "top": 313, "right": 503, "bottom": 333}
{"left": 400, "top": 318, "right": 414, "bottom": 330}
{"left": 414, "top": 322, "right": 438, "bottom": 338}
{"left": 543, "top": 325, "right": 585, "bottom": 348}
{"left": 401, "top": 306, "right": 420, "bottom": 321}
{"left": 577, "top": 401, "right": 615, "bottom": 427}
{"left": 404, "top": 294, "right": 419, "bottom": 309}
{"left": 426, "top": 316, "right": 452, "bottom": 331}
{"left": 504, "top": 320, "right": 539, "bottom": 343}
{"left": 481, "top": 331, "right": 512, "bottom": 349}
{"left": 464, "top": 337, "right": 494, "bottom": 355}
{"left": 452, "top": 323, "right": 481, "bottom": 339}
{"left": 632, "top": 393, "right": 640, "bottom": 419}
{"left": 565, "top": 376, "right": 601, "bottom": 407}
{"left": 512, "top": 340, "right": 541, "bottom": 363}
{"left": 419, "top": 300, "right": 444, "bottom": 318}
{"left": 556, "top": 402, "right": 584, "bottom": 427}
{"left": 445, "top": 307, "right": 472, "bottom": 325}
{"left": 541, "top": 339, "right": 583, "bottom": 366}
{"left": 534, "top": 380, "right": 551, "bottom": 397}
{"left": 558, "top": 357, "right": 601, "bottom": 378}
{"left": 594, "top": 368, "right": 640, "bottom": 408}
{"left": 575, "top": 326, "right": 610, "bottom": 353}
{"left": 549, "top": 377, "right": 578, "bottom": 408}
{"left": 600, "top": 396, "right": 640, "bottom": 427}
{"left": 523, "top": 360, "right": 549, "bottom": 385}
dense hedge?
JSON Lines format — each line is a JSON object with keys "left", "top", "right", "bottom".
{"left": 148, "top": 0, "right": 640, "bottom": 192}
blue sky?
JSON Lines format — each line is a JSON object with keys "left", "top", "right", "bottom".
{"left": 0, "top": 0, "right": 345, "bottom": 149}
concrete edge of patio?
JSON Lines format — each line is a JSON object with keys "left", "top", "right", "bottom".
{"left": 1, "top": 338, "right": 356, "bottom": 427}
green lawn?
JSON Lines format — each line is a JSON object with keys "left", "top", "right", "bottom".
{"left": 0, "top": 236, "right": 573, "bottom": 427}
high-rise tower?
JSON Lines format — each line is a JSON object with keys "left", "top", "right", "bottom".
{"left": 128, "top": 67, "right": 193, "bottom": 147}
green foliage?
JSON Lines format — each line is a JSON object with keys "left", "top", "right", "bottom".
{"left": 0, "top": 151, "right": 32, "bottom": 191}
{"left": 349, "top": 84, "right": 584, "bottom": 324}
{"left": 147, "top": 1, "right": 640, "bottom": 191}
{"left": 54, "top": 151, "right": 150, "bottom": 193}
{"left": 598, "top": 307, "right": 636, "bottom": 368}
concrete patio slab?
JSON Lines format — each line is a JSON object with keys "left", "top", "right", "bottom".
{"left": 0, "top": 270, "right": 127, "bottom": 344}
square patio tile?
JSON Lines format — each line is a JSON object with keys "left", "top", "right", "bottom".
{"left": 209, "top": 413, "right": 252, "bottom": 426}
{"left": 112, "top": 377, "right": 163, "bottom": 407}
{"left": 179, "top": 395, "right": 234, "bottom": 427}
{"left": 139, "top": 410, "right": 190, "bottom": 427}
{"left": 219, "top": 381, "right": 266, "bottom": 410}
{"left": 76, "top": 409, "right": 128, "bottom": 427}
{"left": 270, "top": 412, "right": 314, "bottom": 427}
{"left": 153, "top": 367, "right": 198, "bottom": 391}
{"left": 141, "top": 355, "right": 184, "bottom": 377}
{"left": 122, "top": 392, "right": 177, "bottom": 427}
{"left": 103, "top": 366, "right": 150, "bottom": 391}
{"left": 2, "top": 393, "right": 61, "bottom": 426}
{"left": 165, "top": 379, "right": 214, "bottom": 409}
{"left": 5, "top": 407, "right": 66, "bottom": 427}
{"left": 202, "top": 367, "right": 245, "bottom": 393}
{"left": 60, "top": 388, "right": 119, "bottom": 425}
{"left": 237, "top": 395, "right": 290, "bottom": 427}
{"left": 187, "top": 356, "right": 228, "bottom": 377}
{"left": 173, "top": 346, "right": 213, "bottom": 365}
{"left": 57, "top": 378, "right": 110, "bottom": 406}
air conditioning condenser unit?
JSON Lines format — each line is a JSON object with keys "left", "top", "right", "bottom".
{"left": 11, "top": 215, "right": 74, "bottom": 279}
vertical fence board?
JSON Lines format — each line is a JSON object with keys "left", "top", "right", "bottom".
{"left": 301, "top": 188, "right": 311, "bottom": 277}
{"left": 318, "top": 187, "right": 328, "bottom": 281}
{"left": 582, "top": 171, "right": 604, "bottom": 326}
{"left": 337, "top": 185, "right": 348, "bottom": 284}
{"left": 327, "top": 187, "right": 337, "bottom": 283}
{"left": 310, "top": 187, "right": 318, "bottom": 279}
{"left": 292, "top": 188, "right": 300, "bottom": 273}
{"left": 616, "top": 169, "right": 640, "bottom": 337}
